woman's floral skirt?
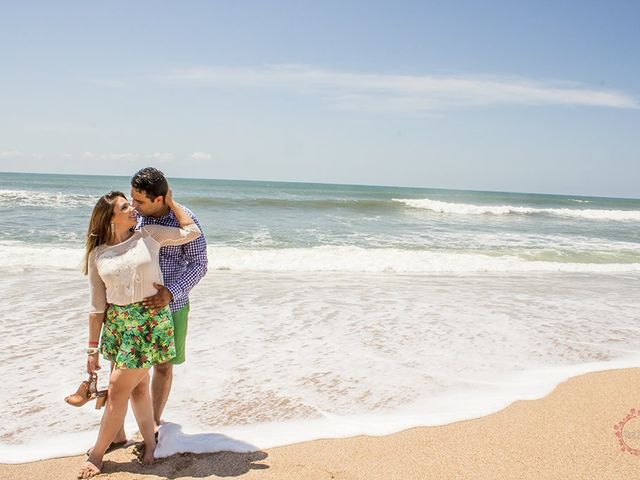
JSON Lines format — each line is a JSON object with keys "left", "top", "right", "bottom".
{"left": 101, "top": 302, "right": 176, "bottom": 369}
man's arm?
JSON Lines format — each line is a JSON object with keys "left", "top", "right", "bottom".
{"left": 143, "top": 216, "right": 208, "bottom": 309}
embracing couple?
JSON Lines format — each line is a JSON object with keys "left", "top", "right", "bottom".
{"left": 66, "top": 167, "right": 208, "bottom": 479}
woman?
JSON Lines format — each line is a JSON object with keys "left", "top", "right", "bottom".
{"left": 76, "top": 188, "right": 201, "bottom": 479}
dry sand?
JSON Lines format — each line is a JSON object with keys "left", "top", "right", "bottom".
{"left": 2, "top": 368, "right": 639, "bottom": 479}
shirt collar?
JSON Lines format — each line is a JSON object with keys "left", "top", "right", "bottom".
{"left": 139, "top": 210, "right": 175, "bottom": 224}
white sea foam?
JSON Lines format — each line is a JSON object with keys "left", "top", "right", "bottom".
{"left": 151, "top": 355, "right": 640, "bottom": 459}
{"left": 1, "top": 243, "right": 639, "bottom": 273}
{"left": 208, "top": 246, "right": 640, "bottom": 273}
{"left": 0, "top": 189, "right": 97, "bottom": 208}
{"left": 0, "top": 243, "right": 84, "bottom": 271}
{"left": 393, "top": 198, "right": 640, "bottom": 221}
{"left": 1, "top": 270, "right": 640, "bottom": 462}
{"left": 3, "top": 354, "right": 638, "bottom": 464}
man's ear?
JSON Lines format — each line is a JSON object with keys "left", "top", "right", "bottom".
{"left": 155, "top": 195, "right": 165, "bottom": 206}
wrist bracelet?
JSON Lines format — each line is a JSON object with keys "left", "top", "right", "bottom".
{"left": 86, "top": 347, "right": 99, "bottom": 355}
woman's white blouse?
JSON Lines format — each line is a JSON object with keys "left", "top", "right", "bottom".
{"left": 88, "top": 224, "right": 201, "bottom": 313}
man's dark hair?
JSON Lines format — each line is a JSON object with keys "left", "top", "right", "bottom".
{"left": 131, "top": 167, "right": 168, "bottom": 200}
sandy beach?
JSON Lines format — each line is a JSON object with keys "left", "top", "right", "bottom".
{"left": 1, "top": 367, "right": 638, "bottom": 480}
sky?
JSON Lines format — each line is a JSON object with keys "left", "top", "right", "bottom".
{"left": 0, "top": 1, "right": 638, "bottom": 197}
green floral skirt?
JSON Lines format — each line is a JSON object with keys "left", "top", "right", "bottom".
{"left": 101, "top": 302, "right": 176, "bottom": 369}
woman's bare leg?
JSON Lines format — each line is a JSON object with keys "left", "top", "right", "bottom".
{"left": 129, "top": 371, "right": 156, "bottom": 464}
{"left": 88, "top": 363, "right": 127, "bottom": 455}
{"left": 82, "top": 368, "right": 148, "bottom": 478}
{"left": 111, "top": 362, "right": 128, "bottom": 444}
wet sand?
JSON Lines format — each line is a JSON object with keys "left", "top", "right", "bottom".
{"left": 1, "top": 368, "right": 639, "bottom": 479}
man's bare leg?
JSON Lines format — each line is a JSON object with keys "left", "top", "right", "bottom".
{"left": 130, "top": 371, "right": 156, "bottom": 464}
{"left": 151, "top": 362, "right": 173, "bottom": 427}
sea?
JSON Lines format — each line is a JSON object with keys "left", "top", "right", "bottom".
{"left": 1, "top": 171, "right": 639, "bottom": 462}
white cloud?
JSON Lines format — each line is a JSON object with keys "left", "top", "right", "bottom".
{"left": 3, "top": 152, "right": 179, "bottom": 166}
{"left": 101, "top": 153, "right": 138, "bottom": 161}
{"left": 0, "top": 150, "right": 23, "bottom": 158}
{"left": 151, "top": 152, "right": 175, "bottom": 163}
{"left": 190, "top": 151, "right": 212, "bottom": 161}
{"left": 75, "top": 152, "right": 172, "bottom": 164}
{"left": 0, "top": 150, "right": 43, "bottom": 160}
{"left": 152, "top": 64, "right": 639, "bottom": 113}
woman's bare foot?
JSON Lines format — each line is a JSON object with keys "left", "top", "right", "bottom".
{"left": 77, "top": 460, "right": 102, "bottom": 479}
{"left": 141, "top": 445, "right": 155, "bottom": 465}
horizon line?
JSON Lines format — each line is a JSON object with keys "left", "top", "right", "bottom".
{"left": 1, "top": 170, "right": 638, "bottom": 202}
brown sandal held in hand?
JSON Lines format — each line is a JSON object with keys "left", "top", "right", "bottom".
{"left": 65, "top": 374, "right": 108, "bottom": 409}
{"left": 94, "top": 389, "right": 108, "bottom": 410}
{"left": 65, "top": 374, "right": 97, "bottom": 407}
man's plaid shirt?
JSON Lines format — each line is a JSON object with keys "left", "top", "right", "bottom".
{"left": 138, "top": 206, "right": 208, "bottom": 312}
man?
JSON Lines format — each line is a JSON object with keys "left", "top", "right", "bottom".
{"left": 130, "top": 167, "right": 208, "bottom": 427}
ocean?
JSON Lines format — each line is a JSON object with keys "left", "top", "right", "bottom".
{"left": 1, "top": 171, "right": 639, "bottom": 462}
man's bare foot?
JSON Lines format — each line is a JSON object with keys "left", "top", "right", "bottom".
{"left": 141, "top": 445, "right": 155, "bottom": 465}
{"left": 77, "top": 460, "right": 101, "bottom": 479}
{"left": 134, "top": 441, "right": 156, "bottom": 465}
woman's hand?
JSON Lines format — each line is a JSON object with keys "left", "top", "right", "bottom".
{"left": 164, "top": 187, "right": 175, "bottom": 209}
{"left": 163, "top": 185, "right": 194, "bottom": 228}
{"left": 87, "top": 353, "right": 101, "bottom": 375}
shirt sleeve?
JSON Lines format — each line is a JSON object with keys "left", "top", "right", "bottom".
{"left": 143, "top": 223, "right": 202, "bottom": 247}
{"left": 88, "top": 249, "right": 107, "bottom": 314}
{"left": 165, "top": 217, "right": 208, "bottom": 302}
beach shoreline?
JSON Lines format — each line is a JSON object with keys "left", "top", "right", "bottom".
{"left": 2, "top": 367, "right": 638, "bottom": 479}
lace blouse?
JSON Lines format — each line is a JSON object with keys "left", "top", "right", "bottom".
{"left": 88, "top": 224, "right": 201, "bottom": 313}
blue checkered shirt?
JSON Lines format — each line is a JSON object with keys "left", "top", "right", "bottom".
{"left": 137, "top": 207, "right": 208, "bottom": 312}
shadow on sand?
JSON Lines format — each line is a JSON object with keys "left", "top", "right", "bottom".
{"left": 101, "top": 422, "right": 270, "bottom": 478}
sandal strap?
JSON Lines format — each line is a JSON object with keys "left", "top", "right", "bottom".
{"left": 87, "top": 373, "right": 98, "bottom": 398}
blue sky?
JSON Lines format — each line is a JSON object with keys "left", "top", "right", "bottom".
{"left": 1, "top": 1, "right": 638, "bottom": 197}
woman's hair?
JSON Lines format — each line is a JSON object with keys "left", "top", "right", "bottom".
{"left": 83, "top": 191, "right": 127, "bottom": 275}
